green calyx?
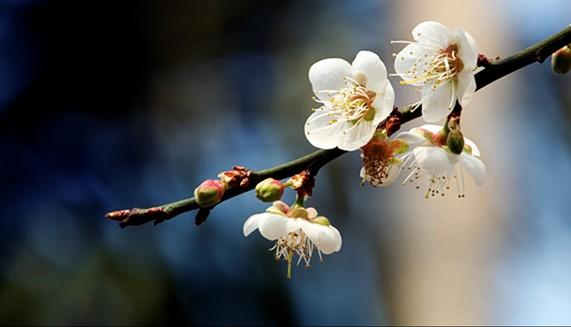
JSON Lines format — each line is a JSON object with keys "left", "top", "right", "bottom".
{"left": 364, "top": 107, "right": 376, "bottom": 121}
{"left": 463, "top": 143, "right": 473, "bottom": 155}
{"left": 289, "top": 207, "right": 309, "bottom": 219}
{"left": 392, "top": 140, "right": 409, "bottom": 155}
{"left": 266, "top": 206, "right": 287, "bottom": 216}
{"left": 311, "top": 216, "right": 331, "bottom": 226}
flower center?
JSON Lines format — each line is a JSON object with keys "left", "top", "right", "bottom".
{"left": 361, "top": 138, "right": 397, "bottom": 186}
{"left": 401, "top": 43, "right": 463, "bottom": 89}
{"left": 316, "top": 77, "right": 377, "bottom": 125}
{"left": 270, "top": 230, "right": 321, "bottom": 278}
{"left": 400, "top": 152, "right": 467, "bottom": 199}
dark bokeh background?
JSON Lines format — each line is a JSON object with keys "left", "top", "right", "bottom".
{"left": 0, "top": 0, "right": 570, "bottom": 325}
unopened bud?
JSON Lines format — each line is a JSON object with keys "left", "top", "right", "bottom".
{"left": 255, "top": 178, "right": 284, "bottom": 202}
{"left": 194, "top": 179, "right": 225, "bottom": 208}
{"left": 552, "top": 45, "right": 571, "bottom": 75}
{"left": 447, "top": 129, "right": 465, "bottom": 155}
{"left": 311, "top": 216, "right": 331, "bottom": 226}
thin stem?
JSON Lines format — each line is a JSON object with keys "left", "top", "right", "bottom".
{"left": 106, "top": 24, "right": 571, "bottom": 228}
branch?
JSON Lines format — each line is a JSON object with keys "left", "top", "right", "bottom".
{"left": 106, "top": 24, "right": 571, "bottom": 228}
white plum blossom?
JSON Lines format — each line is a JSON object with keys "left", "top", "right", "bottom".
{"left": 360, "top": 130, "right": 426, "bottom": 187}
{"left": 400, "top": 124, "right": 485, "bottom": 198}
{"left": 393, "top": 21, "right": 479, "bottom": 122}
{"left": 243, "top": 201, "right": 342, "bottom": 278}
{"left": 305, "top": 51, "right": 395, "bottom": 151}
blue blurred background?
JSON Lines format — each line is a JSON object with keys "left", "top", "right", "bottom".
{"left": 0, "top": 0, "right": 569, "bottom": 324}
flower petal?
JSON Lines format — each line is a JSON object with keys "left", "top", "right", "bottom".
{"left": 304, "top": 109, "right": 345, "bottom": 149}
{"left": 455, "top": 71, "right": 476, "bottom": 107}
{"left": 243, "top": 213, "right": 263, "bottom": 237}
{"left": 371, "top": 82, "right": 395, "bottom": 124}
{"left": 258, "top": 214, "right": 289, "bottom": 241}
{"left": 337, "top": 119, "right": 377, "bottom": 151}
{"left": 330, "top": 226, "right": 342, "bottom": 252}
{"left": 351, "top": 50, "right": 387, "bottom": 92}
{"left": 382, "top": 162, "right": 402, "bottom": 186}
{"left": 309, "top": 58, "right": 352, "bottom": 101}
{"left": 459, "top": 152, "right": 486, "bottom": 186}
{"left": 463, "top": 136, "right": 481, "bottom": 157}
{"left": 455, "top": 28, "right": 478, "bottom": 70}
{"left": 410, "top": 124, "right": 441, "bottom": 136}
{"left": 286, "top": 218, "right": 303, "bottom": 233}
{"left": 412, "top": 21, "right": 454, "bottom": 46}
{"left": 394, "top": 131, "right": 427, "bottom": 147}
{"left": 421, "top": 81, "right": 455, "bottom": 122}
{"left": 413, "top": 146, "right": 456, "bottom": 176}
{"left": 306, "top": 207, "right": 318, "bottom": 219}
{"left": 301, "top": 221, "right": 342, "bottom": 255}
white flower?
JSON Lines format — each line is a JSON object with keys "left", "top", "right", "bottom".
{"left": 400, "top": 124, "right": 485, "bottom": 198}
{"left": 393, "top": 21, "right": 479, "bottom": 122}
{"left": 360, "top": 130, "right": 425, "bottom": 187}
{"left": 243, "top": 201, "right": 342, "bottom": 278}
{"left": 305, "top": 51, "right": 395, "bottom": 151}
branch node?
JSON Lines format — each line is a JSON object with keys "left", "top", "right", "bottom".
{"left": 477, "top": 54, "right": 499, "bottom": 67}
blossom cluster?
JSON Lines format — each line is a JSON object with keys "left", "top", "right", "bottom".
{"left": 239, "top": 21, "right": 488, "bottom": 278}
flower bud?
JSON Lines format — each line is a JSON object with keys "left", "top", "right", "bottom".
{"left": 447, "top": 129, "right": 465, "bottom": 155}
{"left": 311, "top": 216, "right": 331, "bottom": 226}
{"left": 255, "top": 178, "right": 284, "bottom": 202}
{"left": 194, "top": 179, "right": 225, "bottom": 208}
{"left": 552, "top": 45, "right": 571, "bottom": 75}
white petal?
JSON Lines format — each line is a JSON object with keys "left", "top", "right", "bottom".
{"left": 381, "top": 162, "right": 402, "bottom": 186}
{"left": 455, "top": 28, "right": 478, "bottom": 70}
{"left": 455, "top": 71, "right": 476, "bottom": 107}
{"left": 258, "top": 214, "right": 289, "bottom": 241}
{"left": 394, "top": 44, "right": 437, "bottom": 86}
{"left": 459, "top": 153, "right": 486, "bottom": 186}
{"left": 304, "top": 109, "right": 345, "bottom": 149}
{"left": 412, "top": 21, "right": 454, "bottom": 46}
{"left": 421, "top": 81, "right": 455, "bottom": 122}
{"left": 286, "top": 218, "right": 303, "bottom": 233}
{"left": 330, "top": 226, "right": 342, "bottom": 252}
{"left": 413, "top": 146, "right": 456, "bottom": 176}
{"left": 394, "top": 131, "right": 427, "bottom": 147}
{"left": 359, "top": 167, "right": 365, "bottom": 178}
{"left": 337, "top": 119, "right": 377, "bottom": 151}
{"left": 351, "top": 50, "right": 387, "bottom": 92}
{"left": 410, "top": 124, "right": 441, "bottom": 135}
{"left": 306, "top": 207, "right": 318, "bottom": 219}
{"left": 301, "top": 221, "right": 342, "bottom": 255}
{"left": 371, "top": 82, "right": 395, "bottom": 123}
{"left": 243, "top": 213, "right": 263, "bottom": 237}
{"left": 463, "top": 136, "right": 481, "bottom": 157}
{"left": 309, "top": 58, "right": 352, "bottom": 101}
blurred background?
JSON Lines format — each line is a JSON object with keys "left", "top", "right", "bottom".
{"left": 0, "top": 0, "right": 569, "bottom": 324}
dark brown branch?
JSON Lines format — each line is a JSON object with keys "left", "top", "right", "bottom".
{"left": 106, "top": 24, "right": 571, "bottom": 228}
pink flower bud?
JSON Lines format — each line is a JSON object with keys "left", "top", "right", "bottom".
{"left": 255, "top": 178, "right": 284, "bottom": 202}
{"left": 194, "top": 179, "right": 225, "bottom": 208}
